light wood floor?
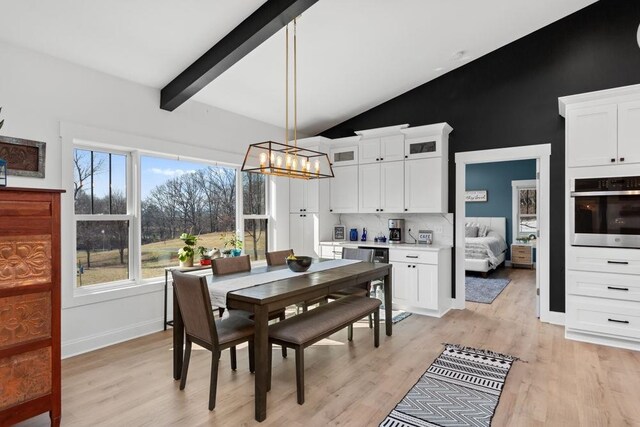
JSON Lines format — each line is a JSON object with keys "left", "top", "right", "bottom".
{"left": 19, "top": 267, "right": 640, "bottom": 426}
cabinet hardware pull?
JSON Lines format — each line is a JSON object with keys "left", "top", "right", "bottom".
{"left": 608, "top": 318, "right": 630, "bottom": 324}
{"left": 412, "top": 265, "right": 416, "bottom": 268}
{"left": 380, "top": 209, "right": 383, "bottom": 212}
{"left": 611, "top": 158, "right": 616, "bottom": 163}
{"left": 607, "top": 286, "right": 629, "bottom": 291}
{"left": 607, "top": 260, "right": 629, "bottom": 265}
{"left": 406, "top": 255, "right": 419, "bottom": 259}
{"left": 407, "top": 265, "right": 410, "bottom": 268}
{"left": 620, "top": 157, "right": 625, "bottom": 162}
{"left": 404, "top": 208, "right": 408, "bottom": 212}
{"left": 380, "top": 158, "right": 384, "bottom": 161}
{"left": 405, "top": 155, "right": 408, "bottom": 159}
{"left": 329, "top": 209, "right": 333, "bottom": 212}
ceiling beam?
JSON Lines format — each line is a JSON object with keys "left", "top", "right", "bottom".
{"left": 160, "top": 0, "right": 320, "bottom": 111}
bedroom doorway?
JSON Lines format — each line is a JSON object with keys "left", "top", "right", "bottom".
{"left": 454, "top": 144, "right": 555, "bottom": 324}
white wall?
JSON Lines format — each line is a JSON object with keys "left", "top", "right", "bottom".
{"left": 0, "top": 40, "right": 290, "bottom": 357}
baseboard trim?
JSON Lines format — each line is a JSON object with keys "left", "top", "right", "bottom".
{"left": 566, "top": 329, "right": 640, "bottom": 351}
{"left": 541, "top": 311, "right": 565, "bottom": 325}
{"left": 62, "top": 318, "right": 163, "bottom": 358}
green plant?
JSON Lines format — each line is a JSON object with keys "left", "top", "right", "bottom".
{"left": 177, "top": 232, "right": 198, "bottom": 262}
{"left": 222, "top": 232, "right": 243, "bottom": 250}
{"left": 196, "top": 246, "right": 211, "bottom": 260}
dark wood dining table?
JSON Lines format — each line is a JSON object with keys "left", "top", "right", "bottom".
{"left": 172, "top": 261, "right": 393, "bottom": 422}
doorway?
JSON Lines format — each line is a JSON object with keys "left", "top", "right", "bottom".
{"left": 454, "top": 144, "right": 560, "bottom": 324}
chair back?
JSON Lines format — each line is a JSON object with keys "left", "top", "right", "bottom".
{"left": 171, "top": 271, "right": 218, "bottom": 348}
{"left": 212, "top": 255, "right": 251, "bottom": 275}
{"left": 266, "top": 249, "right": 294, "bottom": 266}
{"left": 342, "top": 247, "right": 374, "bottom": 262}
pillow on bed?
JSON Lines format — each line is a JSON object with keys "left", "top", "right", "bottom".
{"left": 465, "top": 226, "right": 479, "bottom": 237}
{"left": 466, "top": 222, "right": 489, "bottom": 237}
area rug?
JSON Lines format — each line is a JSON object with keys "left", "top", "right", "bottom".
{"left": 465, "top": 277, "right": 511, "bottom": 304}
{"left": 380, "top": 344, "right": 518, "bottom": 427}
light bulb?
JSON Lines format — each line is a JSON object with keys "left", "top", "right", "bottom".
{"left": 315, "top": 160, "right": 320, "bottom": 173}
{"left": 259, "top": 152, "right": 267, "bottom": 168}
{"left": 276, "top": 156, "right": 283, "bottom": 168}
{"left": 292, "top": 157, "right": 298, "bottom": 171}
{"left": 286, "top": 154, "right": 292, "bottom": 169}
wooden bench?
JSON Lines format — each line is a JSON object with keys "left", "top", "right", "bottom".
{"left": 267, "top": 295, "right": 382, "bottom": 404}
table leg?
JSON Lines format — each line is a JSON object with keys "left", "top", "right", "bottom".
{"left": 253, "top": 305, "right": 270, "bottom": 422}
{"left": 173, "top": 286, "right": 184, "bottom": 380}
{"left": 384, "top": 269, "right": 393, "bottom": 336}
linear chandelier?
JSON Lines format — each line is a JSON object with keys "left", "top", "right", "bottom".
{"left": 241, "top": 18, "right": 334, "bottom": 180}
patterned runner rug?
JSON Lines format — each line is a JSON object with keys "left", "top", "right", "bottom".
{"left": 380, "top": 344, "right": 518, "bottom": 427}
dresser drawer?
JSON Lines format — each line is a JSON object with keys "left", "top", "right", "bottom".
{"left": 568, "top": 247, "right": 640, "bottom": 275}
{"left": 568, "top": 271, "right": 640, "bottom": 302}
{"left": 511, "top": 245, "right": 531, "bottom": 255}
{"left": 512, "top": 253, "right": 531, "bottom": 263}
{"left": 566, "top": 296, "right": 640, "bottom": 340}
{"left": 389, "top": 249, "right": 438, "bottom": 264}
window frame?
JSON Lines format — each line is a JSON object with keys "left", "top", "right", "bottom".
{"left": 240, "top": 171, "right": 270, "bottom": 263}
{"left": 511, "top": 179, "right": 538, "bottom": 244}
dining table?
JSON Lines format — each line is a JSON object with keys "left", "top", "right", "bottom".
{"left": 172, "top": 259, "right": 393, "bottom": 422}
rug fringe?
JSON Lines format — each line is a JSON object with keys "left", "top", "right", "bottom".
{"left": 441, "top": 343, "right": 526, "bottom": 362}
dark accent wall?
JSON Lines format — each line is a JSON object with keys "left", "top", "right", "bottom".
{"left": 466, "top": 159, "right": 537, "bottom": 260}
{"left": 321, "top": 0, "right": 640, "bottom": 313}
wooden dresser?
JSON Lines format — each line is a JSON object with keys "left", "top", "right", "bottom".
{"left": 0, "top": 188, "right": 63, "bottom": 426}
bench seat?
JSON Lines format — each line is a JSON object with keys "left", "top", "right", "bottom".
{"left": 268, "top": 295, "right": 381, "bottom": 404}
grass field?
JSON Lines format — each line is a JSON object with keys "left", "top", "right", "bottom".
{"left": 76, "top": 231, "right": 266, "bottom": 286}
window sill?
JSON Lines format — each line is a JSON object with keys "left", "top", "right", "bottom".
{"left": 64, "top": 278, "right": 166, "bottom": 309}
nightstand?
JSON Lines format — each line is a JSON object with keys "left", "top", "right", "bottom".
{"left": 511, "top": 243, "right": 533, "bottom": 269}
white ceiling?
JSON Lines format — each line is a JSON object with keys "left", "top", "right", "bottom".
{"left": 0, "top": 0, "right": 596, "bottom": 135}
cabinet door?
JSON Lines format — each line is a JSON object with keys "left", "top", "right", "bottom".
{"left": 359, "top": 138, "right": 381, "bottom": 164}
{"left": 289, "top": 214, "right": 305, "bottom": 255}
{"left": 416, "top": 263, "right": 438, "bottom": 310}
{"left": 330, "top": 165, "right": 358, "bottom": 213}
{"left": 391, "top": 262, "right": 418, "bottom": 304}
{"left": 380, "top": 135, "right": 405, "bottom": 162}
{"left": 380, "top": 161, "right": 404, "bottom": 213}
{"left": 567, "top": 104, "right": 618, "bottom": 167}
{"left": 289, "top": 179, "right": 305, "bottom": 213}
{"left": 359, "top": 163, "right": 381, "bottom": 213}
{"left": 618, "top": 100, "right": 640, "bottom": 165}
{"left": 330, "top": 146, "right": 358, "bottom": 166}
{"left": 302, "top": 214, "right": 318, "bottom": 257}
{"left": 405, "top": 137, "right": 440, "bottom": 160}
{"left": 404, "top": 158, "right": 443, "bottom": 213}
{"left": 305, "top": 179, "right": 319, "bottom": 212}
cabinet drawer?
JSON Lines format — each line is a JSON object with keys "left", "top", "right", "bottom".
{"left": 568, "top": 247, "right": 640, "bottom": 275}
{"left": 389, "top": 249, "right": 438, "bottom": 264}
{"left": 567, "top": 271, "right": 640, "bottom": 302}
{"left": 511, "top": 246, "right": 530, "bottom": 255}
{"left": 566, "top": 296, "right": 640, "bottom": 340}
{"left": 319, "top": 245, "right": 342, "bottom": 259}
{"left": 0, "top": 347, "right": 52, "bottom": 410}
{"left": 512, "top": 254, "right": 531, "bottom": 264}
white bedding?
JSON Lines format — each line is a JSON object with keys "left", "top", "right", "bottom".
{"left": 465, "top": 232, "right": 508, "bottom": 269}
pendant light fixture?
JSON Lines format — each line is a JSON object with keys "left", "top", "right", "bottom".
{"left": 241, "top": 18, "right": 334, "bottom": 180}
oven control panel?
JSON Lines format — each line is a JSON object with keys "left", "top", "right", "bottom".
{"left": 575, "top": 176, "right": 640, "bottom": 191}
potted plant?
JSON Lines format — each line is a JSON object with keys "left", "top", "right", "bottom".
{"left": 177, "top": 232, "right": 198, "bottom": 267}
{"left": 197, "top": 246, "right": 212, "bottom": 266}
{"left": 223, "top": 232, "right": 243, "bottom": 257}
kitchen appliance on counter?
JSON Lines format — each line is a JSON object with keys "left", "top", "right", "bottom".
{"left": 570, "top": 175, "right": 640, "bottom": 248}
{"left": 388, "top": 219, "right": 405, "bottom": 244}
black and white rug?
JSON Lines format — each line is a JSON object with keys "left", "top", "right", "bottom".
{"left": 380, "top": 344, "right": 518, "bottom": 427}
{"left": 465, "top": 277, "right": 511, "bottom": 304}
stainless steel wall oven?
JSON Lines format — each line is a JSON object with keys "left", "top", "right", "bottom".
{"left": 570, "top": 176, "right": 640, "bottom": 248}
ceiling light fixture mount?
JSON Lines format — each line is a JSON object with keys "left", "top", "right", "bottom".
{"left": 242, "top": 18, "right": 334, "bottom": 180}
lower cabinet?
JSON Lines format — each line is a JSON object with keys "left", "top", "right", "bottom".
{"left": 389, "top": 248, "right": 451, "bottom": 317}
{"left": 319, "top": 244, "right": 343, "bottom": 259}
{"left": 289, "top": 214, "right": 318, "bottom": 257}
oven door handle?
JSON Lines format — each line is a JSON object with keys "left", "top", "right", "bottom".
{"left": 571, "top": 190, "right": 640, "bottom": 197}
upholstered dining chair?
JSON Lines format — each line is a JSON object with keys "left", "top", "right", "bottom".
{"left": 212, "top": 255, "right": 288, "bottom": 358}
{"left": 171, "top": 271, "right": 255, "bottom": 410}
{"left": 327, "top": 247, "right": 375, "bottom": 333}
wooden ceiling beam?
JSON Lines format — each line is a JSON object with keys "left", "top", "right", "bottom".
{"left": 160, "top": 0, "right": 319, "bottom": 111}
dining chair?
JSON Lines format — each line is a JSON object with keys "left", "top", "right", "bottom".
{"left": 212, "top": 254, "right": 288, "bottom": 358}
{"left": 171, "top": 270, "right": 255, "bottom": 410}
{"left": 327, "top": 247, "right": 375, "bottom": 332}
{"left": 265, "top": 249, "right": 324, "bottom": 313}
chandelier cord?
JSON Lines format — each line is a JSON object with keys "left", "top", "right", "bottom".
{"left": 285, "top": 23, "right": 289, "bottom": 148}
{"left": 294, "top": 18, "right": 298, "bottom": 153}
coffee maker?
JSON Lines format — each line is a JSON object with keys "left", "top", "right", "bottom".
{"left": 388, "top": 219, "right": 405, "bottom": 244}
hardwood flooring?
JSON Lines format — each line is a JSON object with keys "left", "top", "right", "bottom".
{"left": 18, "top": 267, "right": 640, "bottom": 426}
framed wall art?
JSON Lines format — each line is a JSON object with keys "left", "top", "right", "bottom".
{"left": 465, "top": 190, "right": 488, "bottom": 202}
{"left": 0, "top": 136, "right": 46, "bottom": 178}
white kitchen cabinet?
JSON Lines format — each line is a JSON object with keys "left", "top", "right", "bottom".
{"left": 390, "top": 247, "right": 451, "bottom": 316}
{"left": 566, "top": 104, "right": 618, "bottom": 167}
{"left": 329, "top": 165, "right": 358, "bottom": 213}
{"left": 404, "top": 158, "right": 446, "bottom": 213}
{"left": 359, "top": 135, "right": 405, "bottom": 164}
{"left": 359, "top": 161, "right": 404, "bottom": 213}
{"left": 329, "top": 145, "right": 358, "bottom": 166}
{"left": 319, "top": 244, "right": 343, "bottom": 259}
{"left": 289, "top": 178, "right": 319, "bottom": 213}
{"left": 289, "top": 213, "right": 318, "bottom": 257}
{"left": 618, "top": 100, "right": 640, "bottom": 165}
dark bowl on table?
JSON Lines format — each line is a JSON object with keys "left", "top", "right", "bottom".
{"left": 286, "top": 256, "right": 312, "bottom": 272}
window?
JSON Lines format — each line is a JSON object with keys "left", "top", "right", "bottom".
{"left": 512, "top": 180, "right": 538, "bottom": 241}
{"left": 242, "top": 172, "right": 268, "bottom": 261}
{"left": 140, "top": 156, "right": 237, "bottom": 278}
{"left": 74, "top": 148, "right": 131, "bottom": 286}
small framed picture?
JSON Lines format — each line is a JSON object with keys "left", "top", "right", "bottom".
{"left": 465, "top": 190, "right": 488, "bottom": 202}
{"left": 333, "top": 225, "right": 346, "bottom": 241}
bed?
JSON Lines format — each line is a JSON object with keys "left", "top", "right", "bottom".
{"left": 464, "top": 217, "right": 508, "bottom": 275}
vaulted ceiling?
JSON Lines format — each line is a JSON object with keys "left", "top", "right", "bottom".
{"left": 0, "top": 0, "right": 596, "bottom": 134}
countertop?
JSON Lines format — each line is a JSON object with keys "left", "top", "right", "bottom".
{"left": 319, "top": 241, "right": 453, "bottom": 251}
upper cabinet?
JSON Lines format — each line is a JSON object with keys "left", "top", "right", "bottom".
{"left": 329, "top": 145, "right": 358, "bottom": 166}
{"left": 358, "top": 135, "right": 406, "bottom": 164}
{"left": 290, "top": 178, "right": 319, "bottom": 213}
{"left": 560, "top": 85, "right": 640, "bottom": 168}
{"left": 330, "top": 165, "right": 358, "bottom": 213}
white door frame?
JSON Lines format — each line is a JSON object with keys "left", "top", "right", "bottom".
{"left": 454, "top": 144, "right": 562, "bottom": 325}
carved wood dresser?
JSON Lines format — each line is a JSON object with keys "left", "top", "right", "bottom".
{"left": 0, "top": 188, "right": 63, "bottom": 426}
